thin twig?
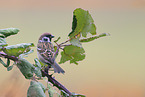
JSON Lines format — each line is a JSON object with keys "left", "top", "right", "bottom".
{"left": 61, "top": 44, "right": 72, "bottom": 47}
{"left": 59, "top": 38, "right": 72, "bottom": 46}
{"left": 56, "top": 33, "right": 81, "bottom": 48}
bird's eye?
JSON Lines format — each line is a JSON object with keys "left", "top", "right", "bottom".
{"left": 43, "top": 37, "right": 48, "bottom": 42}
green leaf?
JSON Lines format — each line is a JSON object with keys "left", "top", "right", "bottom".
{"left": 0, "top": 37, "right": 7, "bottom": 44}
{"left": 38, "top": 82, "right": 46, "bottom": 93}
{"left": 59, "top": 51, "right": 72, "bottom": 64}
{"left": 34, "top": 67, "right": 42, "bottom": 78}
{"left": 59, "top": 45, "right": 85, "bottom": 65}
{"left": 34, "top": 58, "right": 41, "bottom": 68}
{"left": 19, "top": 49, "right": 34, "bottom": 58}
{"left": 0, "top": 38, "right": 7, "bottom": 50}
{"left": 80, "top": 33, "right": 110, "bottom": 43}
{"left": 16, "top": 58, "right": 34, "bottom": 79}
{"left": 0, "top": 58, "right": 7, "bottom": 67}
{"left": 34, "top": 58, "right": 42, "bottom": 78}
{"left": 0, "top": 58, "right": 10, "bottom": 67}
{"left": 7, "top": 65, "right": 13, "bottom": 71}
{"left": 7, "top": 58, "right": 10, "bottom": 67}
{"left": 61, "top": 90, "right": 69, "bottom": 97}
{"left": 68, "top": 8, "right": 97, "bottom": 38}
{"left": 70, "top": 38, "right": 82, "bottom": 47}
{"left": 0, "top": 28, "right": 19, "bottom": 38}
{"left": 27, "top": 81, "right": 46, "bottom": 97}
{"left": 47, "top": 83, "right": 58, "bottom": 97}
{"left": 0, "top": 43, "right": 7, "bottom": 47}
{"left": 3, "top": 43, "right": 34, "bottom": 57}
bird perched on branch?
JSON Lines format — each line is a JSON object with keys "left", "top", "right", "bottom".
{"left": 37, "top": 33, "right": 65, "bottom": 73}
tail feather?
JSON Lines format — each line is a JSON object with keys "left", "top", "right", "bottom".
{"left": 52, "top": 61, "right": 65, "bottom": 74}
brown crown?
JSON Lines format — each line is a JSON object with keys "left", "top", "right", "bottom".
{"left": 39, "top": 33, "right": 53, "bottom": 40}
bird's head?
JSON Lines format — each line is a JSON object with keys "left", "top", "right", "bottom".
{"left": 39, "top": 33, "right": 54, "bottom": 42}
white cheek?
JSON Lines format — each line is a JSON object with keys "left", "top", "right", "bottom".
{"left": 47, "top": 38, "right": 50, "bottom": 42}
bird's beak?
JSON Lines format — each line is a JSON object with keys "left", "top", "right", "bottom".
{"left": 51, "top": 35, "right": 54, "bottom": 38}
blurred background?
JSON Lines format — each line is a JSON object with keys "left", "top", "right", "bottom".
{"left": 0, "top": 0, "right": 145, "bottom": 97}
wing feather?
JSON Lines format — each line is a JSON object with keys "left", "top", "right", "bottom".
{"left": 37, "top": 42, "right": 55, "bottom": 64}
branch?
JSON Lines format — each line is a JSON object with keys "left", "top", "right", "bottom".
{"left": 42, "top": 70, "right": 72, "bottom": 96}
{"left": 61, "top": 44, "right": 72, "bottom": 47}
{"left": 0, "top": 52, "right": 18, "bottom": 61}
{"left": 0, "top": 51, "right": 72, "bottom": 96}
{"left": 59, "top": 38, "right": 71, "bottom": 46}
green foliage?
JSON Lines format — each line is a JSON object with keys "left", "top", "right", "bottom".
{"left": 6, "top": 59, "right": 13, "bottom": 71}
{"left": 0, "top": 37, "right": 6, "bottom": 44}
{"left": 70, "top": 38, "right": 82, "bottom": 47}
{"left": 0, "top": 28, "right": 19, "bottom": 38}
{"left": 38, "top": 82, "right": 46, "bottom": 93}
{"left": 0, "top": 38, "right": 7, "bottom": 50}
{"left": 59, "top": 8, "right": 108, "bottom": 65}
{"left": 0, "top": 28, "right": 19, "bottom": 50}
{"left": 68, "top": 8, "right": 97, "bottom": 49}
{"left": 47, "top": 83, "right": 59, "bottom": 97}
{"left": 7, "top": 58, "right": 10, "bottom": 66}
{"left": 0, "top": 58, "right": 7, "bottom": 67}
{"left": 27, "top": 81, "right": 46, "bottom": 97}
{"left": 61, "top": 90, "right": 69, "bottom": 97}
{"left": 0, "top": 38, "right": 7, "bottom": 46}
{"left": 7, "top": 65, "right": 13, "bottom": 71}
{"left": 34, "top": 58, "right": 41, "bottom": 68}
{"left": 3, "top": 43, "right": 34, "bottom": 57}
{"left": 34, "top": 58, "right": 42, "bottom": 78}
{"left": 0, "top": 57, "right": 14, "bottom": 71}
{"left": 16, "top": 58, "right": 43, "bottom": 79}
{"left": 16, "top": 58, "right": 34, "bottom": 79}
{"left": 59, "top": 45, "right": 85, "bottom": 65}
{"left": 68, "top": 8, "right": 96, "bottom": 38}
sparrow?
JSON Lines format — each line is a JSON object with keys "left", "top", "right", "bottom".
{"left": 37, "top": 33, "right": 65, "bottom": 73}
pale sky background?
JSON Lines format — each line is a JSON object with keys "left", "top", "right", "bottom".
{"left": 0, "top": 0, "right": 145, "bottom": 97}
{"left": 0, "top": 0, "right": 145, "bottom": 10}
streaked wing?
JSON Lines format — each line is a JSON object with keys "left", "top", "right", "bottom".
{"left": 37, "top": 42, "right": 55, "bottom": 64}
